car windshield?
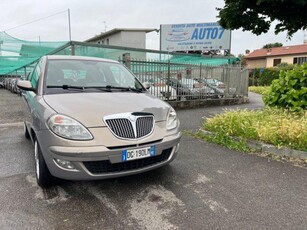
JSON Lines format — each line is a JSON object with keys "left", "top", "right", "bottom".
{"left": 181, "top": 78, "right": 198, "bottom": 89}
{"left": 205, "top": 79, "right": 219, "bottom": 86}
{"left": 44, "top": 59, "right": 144, "bottom": 94}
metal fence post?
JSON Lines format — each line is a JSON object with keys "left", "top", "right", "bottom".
{"left": 71, "top": 43, "right": 75, "bottom": 56}
{"left": 225, "top": 66, "right": 230, "bottom": 98}
{"left": 167, "top": 59, "right": 171, "bottom": 101}
{"left": 123, "top": 53, "right": 131, "bottom": 70}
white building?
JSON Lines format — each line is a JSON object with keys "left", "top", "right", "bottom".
{"left": 85, "top": 28, "right": 156, "bottom": 49}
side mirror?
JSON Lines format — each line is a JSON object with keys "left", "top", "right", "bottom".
{"left": 17, "top": 80, "right": 35, "bottom": 92}
{"left": 143, "top": 82, "right": 151, "bottom": 89}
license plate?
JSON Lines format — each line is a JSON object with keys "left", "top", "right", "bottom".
{"left": 122, "top": 146, "right": 155, "bottom": 161}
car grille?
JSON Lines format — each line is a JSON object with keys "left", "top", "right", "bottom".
{"left": 83, "top": 148, "right": 172, "bottom": 174}
{"left": 105, "top": 116, "right": 154, "bottom": 139}
{"left": 136, "top": 116, "right": 154, "bottom": 138}
{"left": 106, "top": 118, "right": 135, "bottom": 139}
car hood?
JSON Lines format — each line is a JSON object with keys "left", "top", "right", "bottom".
{"left": 43, "top": 92, "right": 171, "bottom": 127}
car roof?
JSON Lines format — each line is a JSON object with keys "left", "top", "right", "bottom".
{"left": 45, "top": 55, "right": 119, "bottom": 64}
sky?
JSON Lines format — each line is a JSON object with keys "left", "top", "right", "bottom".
{"left": 0, "top": 0, "right": 305, "bottom": 56}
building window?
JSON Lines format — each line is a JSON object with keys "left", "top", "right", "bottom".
{"left": 273, "top": 58, "right": 281, "bottom": 66}
{"left": 293, "top": 57, "right": 307, "bottom": 65}
{"left": 106, "top": 38, "right": 109, "bottom": 45}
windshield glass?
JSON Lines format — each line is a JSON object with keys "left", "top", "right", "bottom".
{"left": 44, "top": 59, "right": 144, "bottom": 94}
{"left": 180, "top": 78, "right": 196, "bottom": 89}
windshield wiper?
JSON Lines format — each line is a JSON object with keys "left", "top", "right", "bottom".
{"left": 47, "top": 85, "right": 84, "bottom": 90}
{"left": 47, "top": 85, "right": 113, "bottom": 92}
{"left": 83, "top": 86, "right": 112, "bottom": 92}
{"left": 105, "top": 85, "right": 144, "bottom": 93}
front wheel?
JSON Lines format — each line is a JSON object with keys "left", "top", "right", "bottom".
{"left": 24, "top": 122, "right": 30, "bottom": 139}
{"left": 34, "top": 140, "right": 54, "bottom": 188}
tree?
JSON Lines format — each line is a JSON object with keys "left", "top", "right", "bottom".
{"left": 238, "top": 54, "right": 247, "bottom": 66}
{"left": 217, "top": 0, "right": 307, "bottom": 37}
{"left": 263, "top": 43, "right": 283, "bottom": 49}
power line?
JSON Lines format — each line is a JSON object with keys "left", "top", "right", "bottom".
{"left": 3, "top": 10, "right": 68, "bottom": 32}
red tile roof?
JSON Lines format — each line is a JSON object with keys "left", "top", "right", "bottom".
{"left": 246, "top": 44, "right": 307, "bottom": 59}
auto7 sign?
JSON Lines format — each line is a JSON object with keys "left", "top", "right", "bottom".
{"left": 160, "top": 22, "right": 231, "bottom": 52}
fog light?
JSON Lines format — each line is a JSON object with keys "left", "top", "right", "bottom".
{"left": 54, "top": 159, "right": 76, "bottom": 170}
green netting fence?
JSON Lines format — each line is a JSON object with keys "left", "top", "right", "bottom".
{"left": 0, "top": 31, "right": 68, "bottom": 75}
{"left": 0, "top": 32, "right": 238, "bottom": 76}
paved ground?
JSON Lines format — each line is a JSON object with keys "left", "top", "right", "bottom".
{"left": 0, "top": 89, "right": 306, "bottom": 230}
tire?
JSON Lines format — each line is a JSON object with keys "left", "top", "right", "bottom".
{"left": 34, "top": 140, "right": 54, "bottom": 188}
{"left": 24, "top": 122, "right": 30, "bottom": 139}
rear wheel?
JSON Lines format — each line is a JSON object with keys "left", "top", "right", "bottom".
{"left": 34, "top": 140, "right": 54, "bottom": 188}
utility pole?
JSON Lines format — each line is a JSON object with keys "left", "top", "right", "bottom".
{"left": 68, "top": 8, "right": 72, "bottom": 41}
{"left": 0, "top": 40, "right": 3, "bottom": 56}
{"left": 39, "top": 36, "right": 42, "bottom": 55}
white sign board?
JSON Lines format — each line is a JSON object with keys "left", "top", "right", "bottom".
{"left": 160, "top": 22, "right": 231, "bottom": 52}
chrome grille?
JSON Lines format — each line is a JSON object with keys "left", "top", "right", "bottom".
{"left": 136, "top": 116, "right": 154, "bottom": 138}
{"left": 105, "top": 115, "right": 154, "bottom": 139}
{"left": 105, "top": 118, "right": 135, "bottom": 139}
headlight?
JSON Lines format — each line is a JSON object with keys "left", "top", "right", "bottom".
{"left": 166, "top": 107, "right": 178, "bottom": 130}
{"left": 47, "top": 114, "right": 93, "bottom": 140}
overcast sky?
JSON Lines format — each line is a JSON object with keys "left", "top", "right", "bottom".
{"left": 1, "top": 0, "right": 305, "bottom": 55}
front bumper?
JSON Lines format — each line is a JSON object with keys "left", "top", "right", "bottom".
{"left": 37, "top": 129, "right": 181, "bottom": 180}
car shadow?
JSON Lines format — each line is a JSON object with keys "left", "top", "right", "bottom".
{"left": 49, "top": 164, "right": 178, "bottom": 196}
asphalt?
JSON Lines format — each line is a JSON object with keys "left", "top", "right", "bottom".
{"left": 0, "top": 89, "right": 306, "bottom": 230}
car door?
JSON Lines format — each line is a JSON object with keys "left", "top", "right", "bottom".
{"left": 23, "top": 59, "right": 43, "bottom": 134}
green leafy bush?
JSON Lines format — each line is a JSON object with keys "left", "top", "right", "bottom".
{"left": 249, "top": 64, "right": 294, "bottom": 86}
{"left": 264, "top": 63, "right": 307, "bottom": 111}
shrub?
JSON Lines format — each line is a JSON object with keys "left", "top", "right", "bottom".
{"left": 249, "top": 64, "right": 294, "bottom": 86}
{"left": 264, "top": 63, "right": 307, "bottom": 111}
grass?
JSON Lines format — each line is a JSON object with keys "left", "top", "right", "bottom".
{"left": 249, "top": 86, "right": 270, "bottom": 95}
{"left": 202, "top": 108, "right": 307, "bottom": 151}
{"left": 195, "top": 131, "right": 252, "bottom": 153}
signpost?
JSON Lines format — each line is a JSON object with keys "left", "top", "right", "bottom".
{"left": 160, "top": 22, "right": 231, "bottom": 53}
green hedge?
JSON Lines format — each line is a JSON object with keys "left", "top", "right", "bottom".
{"left": 249, "top": 64, "right": 294, "bottom": 86}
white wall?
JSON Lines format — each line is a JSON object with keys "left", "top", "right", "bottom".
{"left": 266, "top": 54, "right": 307, "bottom": 67}
{"left": 121, "top": 31, "right": 146, "bottom": 49}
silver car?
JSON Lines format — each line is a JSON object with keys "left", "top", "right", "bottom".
{"left": 18, "top": 55, "right": 181, "bottom": 188}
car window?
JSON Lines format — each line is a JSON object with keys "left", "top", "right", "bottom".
{"left": 44, "top": 59, "right": 143, "bottom": 94}
{"left": 29, "top": 60, "right": 41, "bottom": 89}
{"left": 108, "top": 65, "right": 135, "bottom": 87}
